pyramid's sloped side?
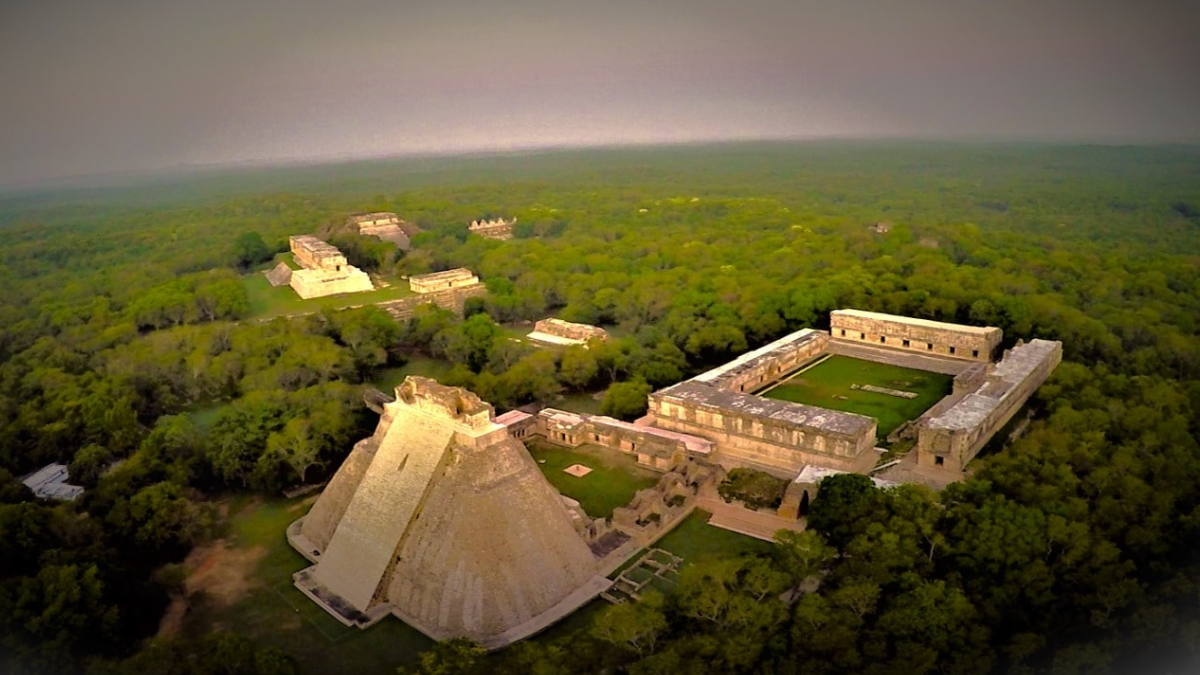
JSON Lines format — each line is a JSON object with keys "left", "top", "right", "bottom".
{"left": 310, "top": 409, "right": 456, "bottom": 611}
{"left": 299, "top": 444, "right": 373, "bottom": 553}
{"left": 385, "top": 436, "right": 600, "bottom": 641}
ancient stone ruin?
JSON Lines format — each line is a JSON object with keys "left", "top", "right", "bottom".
{"left": 527, "top": 318, "right": 609, "bottom": 346}
{"left": 289, "top": 377, "right": 610, "bottom": 648}
{"left": 287, "top": 235, "right": 374, "bottom": 299}
{"left": 647, "top": 310, "right": 1061, "bottom": 483}
{"left": 469, "top": 217, "right": 515, "bottom": 240}
{"left": 408, "top": 268, "right": 480, "bottom": 294}
{"left": 349, "top": 212, "right": 413, "bottom": 250}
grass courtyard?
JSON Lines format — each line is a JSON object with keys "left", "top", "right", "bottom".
{"left": 241, "top": 274, "right": 414, "bottom": 320}
{"left": 761, "top": 355, "right": 952, "bottom": 439}
{"left": 525, "top": 439, "right": 659, "bottom": 520}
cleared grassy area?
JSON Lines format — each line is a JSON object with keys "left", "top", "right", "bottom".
{"left": 525, "top": 439, "right": 658, "bottom": 520}
{"left": 241, "top": 274, "right": 414, "bottom": 320}
{"left": 654, "top": 509, "right": 775, "bottom": 562}
{"left": 182, "top": 497, "right": 433, "bottom": 675}
{"left": 369, "top": 356, "right": 458, "bottom": 391}
{"left": 761, "top": 355, "right": 952, "bottom": 439}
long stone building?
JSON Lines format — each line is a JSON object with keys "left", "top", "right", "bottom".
{"left": 409, "top": 268, "right": 480, "bottom": 294}
{"left": 830, "top": 309, "right": 1002, "bottom": 362}
{"left": 648, "top": 310, "right": 1061, "bottom": 481}
{"left": 649, "top": 329, "right": 879, "bottom": 477}
{"left": 289, "top": 377, "right": 609, "bottom": 648}
{"left": 287, "top": 236, "right": 374, "bottom": 299}
{"left": 915, "top": 339, "right": 1061, "bottom": 471}
{"left": 527, "top": 318, "right": 609, "bottom": 346}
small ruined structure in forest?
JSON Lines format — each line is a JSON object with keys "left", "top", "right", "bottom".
{"left": 469, "top": 217, "right": 515, "bottom": 240}
{"left": 527, "top": 318, "right": 609, "bottom": 346}
{"left": 286, "top": 235, "right": 374, "bottom": 299}
{"left": 289, "top": 377, "right": 610, "bottom": 648}
{"left": 408, "top": 268, "right": 480, "bottom": 294}
{"left": 349, "top": 212, "right": 412, "bottom": 249}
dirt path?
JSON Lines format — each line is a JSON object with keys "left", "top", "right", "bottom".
{"left": 156, "top": 532, "right": 269, "bottom": 636}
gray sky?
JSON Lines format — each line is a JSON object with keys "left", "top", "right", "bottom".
{"left": 2, "top": 0, "right": 1199, "bottom": 186}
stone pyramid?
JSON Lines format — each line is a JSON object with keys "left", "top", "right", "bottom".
{"left": 289, "top": 377, "right": 607, "bottom": 648}
{"left": 263, "top": 261, "right": 293, "bottom": 287}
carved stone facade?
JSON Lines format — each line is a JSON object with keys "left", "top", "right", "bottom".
{"left": 375, "top": 283, "right": 487, "bottom": 322}
{"left": 349, "top": 212, "right": 411, "bottom": 249}
{"left": 531, "top": 408, "right": 713, "bottom": 471}
{"left": 287, "top": 235, "right": 374, "bottom": 299}
{"left": 830, "top": 309, "right": 1002, "bottom": 362}
{"left": 649, "top": 329, "right": 878, "bottom": 478}
{"left": 648, "top": 313, "right": 1061, "bottom": 481}
{"left": 915, "top": 339, "right": 1062, "bottom": 471}
{"left": 409, "top": 268, "right": 481, "bottom": 294}
{"left": 289, "top": 377, "right": 609, "bottom": 648}
{"left": 469, "top": 218, "right": 515, "bottom": 240}
{"left": 528, "top": 318, "right": 609, "bottom": 346}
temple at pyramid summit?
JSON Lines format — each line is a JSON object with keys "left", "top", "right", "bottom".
{"left": 288, "top": 377, "right": 610, "bottom": 648}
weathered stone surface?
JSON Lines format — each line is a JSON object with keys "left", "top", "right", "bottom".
{"left": 376, "top": 283, "right": 487, "bottom": 321}
{"left": 648, "top": 329, "right": 876, "bottom": 477}
{"left": 263, "top": 261, "right": 293, "bottom": 287}
{"left": 469, "top": 218, "right": 515, "bottom": 240}
{"left": 287, "top": 235, "right": 374, "bottom": 298}
{"left": 350, "top": 212, "right": 412, "bottom": 249}
{"left": 409, "top": 268, "right": 480, "bottom": 294}
{"left": 528, "top": 318, "right": 608, "bottom": 346}
{"left": 830, "top": 309, "right": 1002, "bottom": 362}
{"left": 291, "top": 377, "right": 605, "bottom": 648}
{"left": 915, "top": 338, "right": 1061, "bottom": 471}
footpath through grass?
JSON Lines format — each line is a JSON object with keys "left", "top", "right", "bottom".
{"left": 241, "top": 274, "right": 414, "bottom": 320}
{"left": 182, "top": 496, "right": 433, "bottom": 675}
{"left": 525, "top": 439, "right": 658, "bottom": 520}
{"left": 762, "top": 355, "right": 952, "bottom": 438}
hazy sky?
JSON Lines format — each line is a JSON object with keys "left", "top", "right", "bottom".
{"left": 2, "top": 0, "right": 1199, "bottom": 186}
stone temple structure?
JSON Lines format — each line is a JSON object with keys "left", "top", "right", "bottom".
{"left": 349, "top": 212, "right": 412, "bottom": 249}
{"left": 527, "top": 318, "right": 609, "bottom": 346}
{"left": 289, "top": 377, "right": 609, "bottom": 648}
{"left": 287, "top": 236, "right": 374, "bottom": 299}
{"left": 469, "top": 218, "right": 515, "bottom": 240}
{"left": 647, "top": 309, "right": 1061, "bottom": 481}
{"left": 409, "top": 268, "right": 480, "bottom": 294}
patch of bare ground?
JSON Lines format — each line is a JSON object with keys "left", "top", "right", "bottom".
{"left": 156, "top": 536, "right": 268, "bottom": 637}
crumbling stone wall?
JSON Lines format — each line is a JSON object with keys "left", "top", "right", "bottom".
{"left": 915, "top": 339, "right": 1062, "bottom": 471}
{"left": 533, "top": 408, "right": 713, "bottom": 471}
{"left": 376, "top": 283, "right": 487, "bottom": 321}
{"left": 469, "top": 218, "right": 515, "bottom": 241}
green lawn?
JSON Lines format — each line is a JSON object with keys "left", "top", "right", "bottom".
{"left": 525, "top": 439, "right": 658, "bottom": 520}
{"left": 654, "top": 509, "right": 775, "bottom": 562}
{"left": 761, "top": 355, "right": 952, "bottom": 439}
{"left": 241, "top": 274, "right": 415, "bottom": 320}
{"left": 182, "top": 496, "right": 433, "bottom": 675}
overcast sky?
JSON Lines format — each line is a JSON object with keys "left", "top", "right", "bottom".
{"left": 1, "top": 0, "right": 1198, "bottom": 186}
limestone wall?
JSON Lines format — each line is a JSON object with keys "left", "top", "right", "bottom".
{"left": 469, "top": 218, "right": 515, "bottom": 241}
{"left": 410, "top": 268, "right": 481, "bottom": 293}
{"left": 692, "top": 329, "right": 829, "bottom": 394}
{"left": 531, "top": 318, "right": 609, "bottom": 344}
{"left": 532, "top": 408, "right": 713, "bottom": 471}
{"left": 649, "top": 388, "right": 876, "bottom": 477}
{"left": 830, "top": 309, "right": 1002, "bottom": 362}
{"left": 376, "top": 283, "right": 487, "bottom": 321}
{"left": 915, "top": 339, "right": 1062, "bottom": 471}
{"left": 290, "top": 235, "right": 349, "bottom": 271}
{"left": 289, "top": 267, "right": 374, "bottom": 299}
{"left": 646, "top": 327, "right": 874, "bottom": 478}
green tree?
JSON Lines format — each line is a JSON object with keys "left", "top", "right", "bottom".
{"left": 233, "top": 231, "right": 272, "bottom": 270}
{"left": 600, "top": 379, "right": 652, "bottom": 420}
